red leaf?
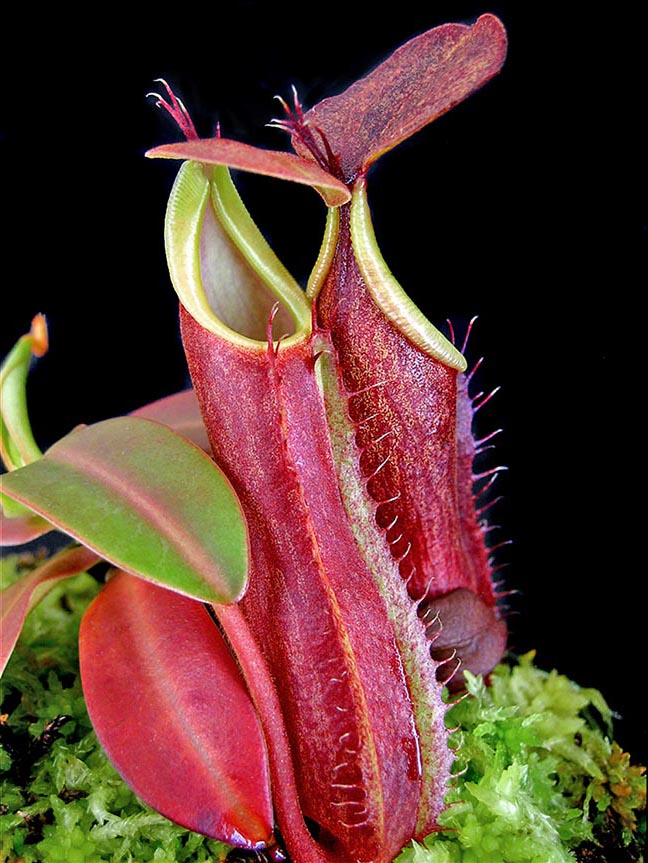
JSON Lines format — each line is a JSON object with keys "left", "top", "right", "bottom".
{"left": 79, "top": 572, "right": 274, "bottom": 848}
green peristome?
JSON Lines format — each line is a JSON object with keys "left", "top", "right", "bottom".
{"left": 0, "top": 417, "right": 249, "bottom": 604}
{"left": 349, "top": 183, "right": 466, "bottom": 372}
{"left": 164, "top": 160, "right": 311, "bottom": 348}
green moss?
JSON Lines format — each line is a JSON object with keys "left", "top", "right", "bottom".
{"left": 395, "top": 659, "right": 645, "bottom": 863}
{"left": 1, "top": 554, "right": 645, "bottom": 863}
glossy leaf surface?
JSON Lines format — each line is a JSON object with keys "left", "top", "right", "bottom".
{"left": 79, "top": 571, "right": 274, "bottom": 847}
{"left": 0, "top": 417, "right": 249, "bottom": 604}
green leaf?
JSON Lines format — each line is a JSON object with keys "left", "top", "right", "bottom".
{"left": 0, "top": 417, "right": 249, "bottom": 604}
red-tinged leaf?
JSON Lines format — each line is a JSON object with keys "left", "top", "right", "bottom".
{"left": 0, "top": 510, "right": 53, "bottom": 546}
{"left": 79, "top": 571, "right": 274, "bottom": 848}
{"left": 293, "top": 14, "right": 507, "bottom": 180}
{"left": 0, "top": 417, "right": 249, "bottom": 604}
{"left": 1, "top": 545, "right": 98, "bottom": 675}
{"left": 130, "top": 388, "right": 211, "bottom": 453}
{"left": 146, "top": 138, "right": 351, "bottom": 207}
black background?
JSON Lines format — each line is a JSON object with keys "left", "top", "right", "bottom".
{"left": 2, "top": 4, "right": 645, "bottom": 762}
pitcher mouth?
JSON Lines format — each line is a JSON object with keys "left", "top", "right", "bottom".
{"left": 164, "top": 160, "right": 313, "bottom": 351}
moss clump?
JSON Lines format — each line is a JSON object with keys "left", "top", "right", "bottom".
{"left": 1, "top": 554, "right": 645, "bottom": 863}
{"left": 395, "top": 657, "right": 645, "bottom": 863}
